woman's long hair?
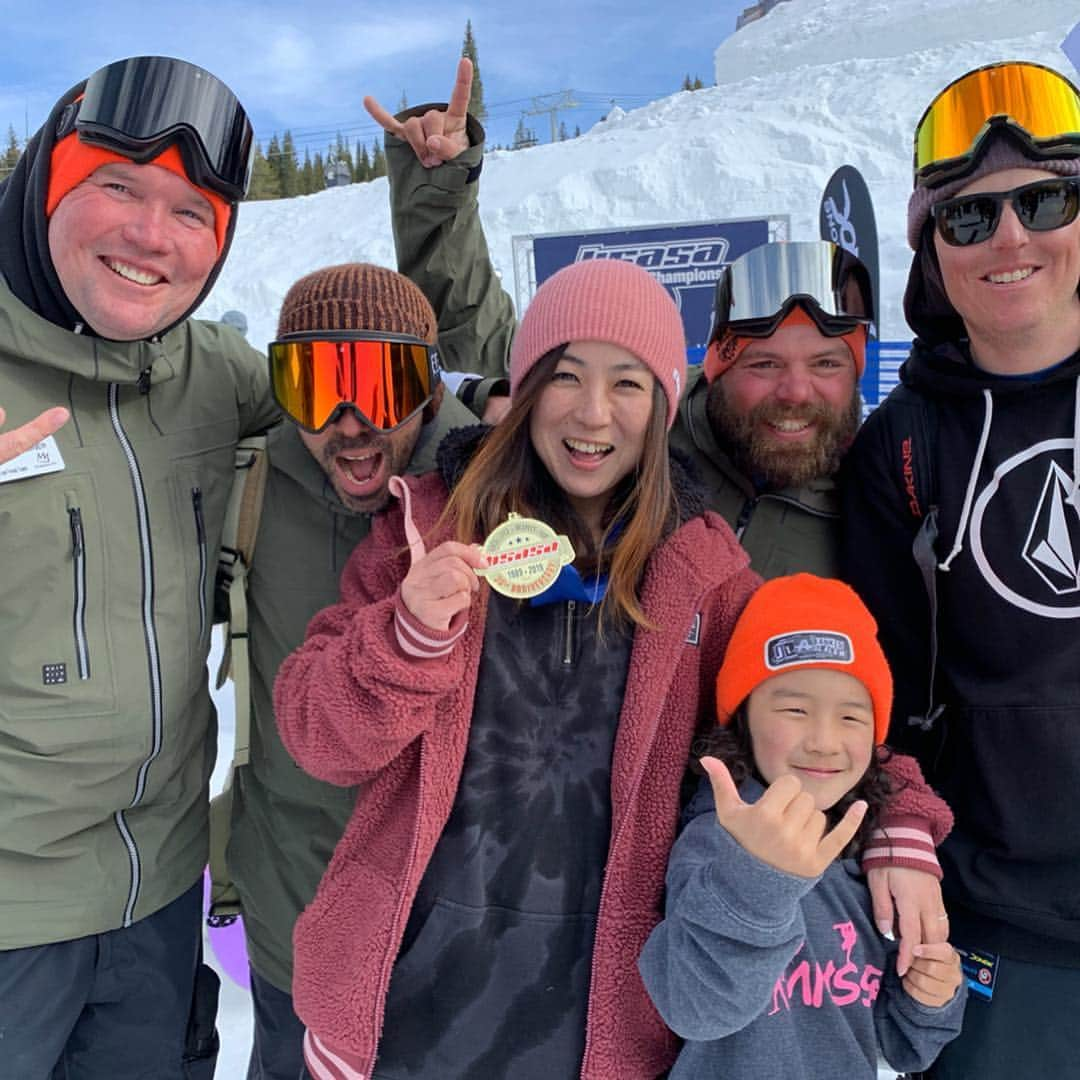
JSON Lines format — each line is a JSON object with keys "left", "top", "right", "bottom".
{"left": 442, "top": 346, "right": 679, "bottom": 630}
{"left": 694, "top": 705, "right": 894, "bottom": 859}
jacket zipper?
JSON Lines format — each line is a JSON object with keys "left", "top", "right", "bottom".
{"left": 562, "top": 599, "right": 577, "bottom": 666}
{"left": 734, "top": 496, "right": 756, "bottom": 538}
{"left": 67, "top": 504, "right": 90, "bottom": 679}
{"left": 107, "top": 381, "right": 164, "bottom": 927}
{"left": 192, "top": 487, "right": 207, "bottom": 640}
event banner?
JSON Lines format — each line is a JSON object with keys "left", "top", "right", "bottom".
{"left": 522, "top": 217, "right": 786, "bottom": 355}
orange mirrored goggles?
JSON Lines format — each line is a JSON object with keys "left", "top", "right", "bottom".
{"left": 268, "top": 332, "right": 439, "bottom": 434}
{"left": 914, "top": 61, "right": 1080, "bottom": 186}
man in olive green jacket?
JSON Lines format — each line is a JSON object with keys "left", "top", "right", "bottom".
{"left": 227, "top": 259, "right": 498, "bottom": 1079}
{"left": 0, "top": 57, "right": 279, "bottom": 1078}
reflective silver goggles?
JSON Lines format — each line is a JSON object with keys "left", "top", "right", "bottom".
{"left": 709, "top": 241, "right": 873, "bottom": 340}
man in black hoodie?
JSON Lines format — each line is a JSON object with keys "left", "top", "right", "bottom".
{"left": 841, "top": 61, "right": 1080, "bottom": 1079}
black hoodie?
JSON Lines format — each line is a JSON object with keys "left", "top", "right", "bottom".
{"left": 840, "top": 337, "right": 1080, "bottom": 965}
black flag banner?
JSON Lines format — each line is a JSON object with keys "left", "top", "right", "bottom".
{"left": 819, "top": 165, "right": 880, "bottom": 341}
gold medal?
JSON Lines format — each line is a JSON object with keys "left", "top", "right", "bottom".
{"left": 476, "top": 512, "right": 575, "bottom": 599}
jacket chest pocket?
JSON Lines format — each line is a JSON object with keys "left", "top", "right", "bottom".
{"left": 0, "top": 474, "right": 119, "bottom": 731}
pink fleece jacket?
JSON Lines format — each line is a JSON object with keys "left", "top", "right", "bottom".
{"left": 275, "top": 472, "right": 952, "bottom": 1080}
{"left": 275, "top": 471, "right": 760, "bottom": 1079}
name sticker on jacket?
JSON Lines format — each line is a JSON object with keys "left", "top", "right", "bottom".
{"left": 0, "top": 435, "right": 66, "bottom": 484}
{"left": 766, "top": 631, "right": 853, "bottom": 669}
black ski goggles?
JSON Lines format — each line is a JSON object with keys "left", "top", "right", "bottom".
{"left": 269, "top": 332, "right": 440, "bottom": 434}
{"left": 709, "top": 241, "right": 872, "bottom": 341}
{"left": 914, "top": 61, "right": 1080, "bottom": 187}
{"left": 56, "top": 56, "right": 254, "bottom": 201}
{"left": 932, "top": 177, "right": 1080, "bottom": 247}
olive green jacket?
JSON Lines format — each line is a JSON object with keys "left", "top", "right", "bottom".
{"left": 386, "top": 104, "right": 513, "bottom": 382}
{"left": 0, "top": 279, "right": 277, "bottom": 947}
{"left": 671, "top": 367, "right": 841, "bottom": 578}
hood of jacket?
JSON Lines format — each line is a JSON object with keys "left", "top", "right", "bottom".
{"left": 902, "top": 337, "right": 1080, "bottom": 400}
{"left": 0, "top": 274, "right": 191, "bottom": 386}
{"left": 0, "top": 78, "right": 237, "bottom": 337}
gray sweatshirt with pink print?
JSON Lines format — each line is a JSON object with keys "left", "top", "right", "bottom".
{"left": 639, "top": 779, "right": 966, "bottom": 1079}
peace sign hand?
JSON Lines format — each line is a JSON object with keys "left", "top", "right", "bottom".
{"left": 364, "top": 57, "right": 473, "bottom": 168}
{"left": 702, "top": 756, "right": 867, "bottom": 880}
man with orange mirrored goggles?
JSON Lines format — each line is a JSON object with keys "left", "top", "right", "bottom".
{"left": 268, "top": 331, "right": 441, "bottom": 433}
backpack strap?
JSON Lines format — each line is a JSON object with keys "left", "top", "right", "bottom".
{"left": 207, "top": 435, "right": 268, "bottom": 924}
{"left": 879, "top": 385, "right": 945, "bottom": 732}
{"left": 214, "top": 434, "right": 269, "bottom": 769}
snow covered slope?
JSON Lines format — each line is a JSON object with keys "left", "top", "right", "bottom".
{"left": 202, "top": 0, "right": 1074, "bottom": 348}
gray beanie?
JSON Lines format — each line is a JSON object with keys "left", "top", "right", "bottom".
{"left": 907, "top": 134, "right": 1080, "bottom": 249}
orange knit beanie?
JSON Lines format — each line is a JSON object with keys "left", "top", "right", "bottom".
{"left": 715, "top": 574, "right": 892, "bottom": 743}
{"left": 47, "top": 134, "right": 230, "bottom": 253}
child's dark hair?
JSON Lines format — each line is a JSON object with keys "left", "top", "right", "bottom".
{"left": 694, "top": 705, "right": 894, "bottom": 859}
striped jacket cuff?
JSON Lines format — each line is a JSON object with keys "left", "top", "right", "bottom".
{"left": 861, "top": 815, "right": 942, "bottom": 880}
{"left": 303, "top": 1028, "right": 367, "bottom": 1080}
{"left": 393, "top": 596, "right": 468, "bottom": 659}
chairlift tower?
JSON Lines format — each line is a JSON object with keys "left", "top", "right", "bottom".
{"left": 522, "top": 91, "right": 580, "bottom": 143}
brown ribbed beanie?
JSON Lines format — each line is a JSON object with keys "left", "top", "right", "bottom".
{"left": 276, "top": 262, "right": 438, "bottom": 343}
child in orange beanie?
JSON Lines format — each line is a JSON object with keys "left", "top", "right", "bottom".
{"left": 639, "top": 574, "right": 964, "bottom": 1079}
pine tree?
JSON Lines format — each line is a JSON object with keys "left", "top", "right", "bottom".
{"left": 558, "top": 121, "right": 569, "bottom": 142}
{"left": 512, "top": 118, "right": 537, "bottom": 150}
{"left": 398, "top": 90, "right": 409, "bottom": 113}
{"left": 692, "top": 76, "right": 704, "bottom": 90}
{"left": 3, "top": 124, "right": 20, "bottom": 173}
{"left": 312, "top": 151, "right": 326, "bottom": 192}
{"left": 355, "top": 143, "right": 371, "bottom": 183}
{"left": 256, "top": 136, "right": 283, "bottom": 200}
{"left": 279, "top": 131, "right": 300, "bottom": 197}
{"left": 574, "top": 125, "right": 581, "bottom": 138}
{"left": 371, "top": 138, "right": 387, "bottom": 179}
{"left": 681, "top": 75, "right": 693, "bottom": 91}
{"left": 334, "top": 131, "right": 354, "bottom": 178}
{"left": 300, "top": 148, "right": 314, "bottom": 195}
{"left": 461, "top": 20, "right": 486, "bottom": 120}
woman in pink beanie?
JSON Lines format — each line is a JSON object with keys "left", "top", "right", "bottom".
{"left": 274, "top": 258, "right": 763, "bottom": 1080}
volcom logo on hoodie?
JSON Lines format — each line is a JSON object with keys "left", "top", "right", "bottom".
{"left": 1023, "top": 461, "right": 1080, "bottom": 595}
{"left": 968, "top": 439, "right": 1080, "bottom": 618}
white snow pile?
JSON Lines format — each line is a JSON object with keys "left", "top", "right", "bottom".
{"left": 202, "top": 0, "right": 1075, "bottom": 348}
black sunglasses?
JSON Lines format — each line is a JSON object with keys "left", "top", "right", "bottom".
{"left": 932, "top": 177, "right": 1080, "bottom": 247}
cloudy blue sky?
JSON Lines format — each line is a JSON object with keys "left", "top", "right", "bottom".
{"left": 0, "top": 1, "right": 750, "bottom": 155}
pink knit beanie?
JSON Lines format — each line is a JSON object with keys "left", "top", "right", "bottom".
{"left": 509, "top": 260, "right": 688, "bottom": 429}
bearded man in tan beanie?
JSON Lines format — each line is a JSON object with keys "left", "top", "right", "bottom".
{"left": 225, "top": 263, "right": 479, "bottom": 1079}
